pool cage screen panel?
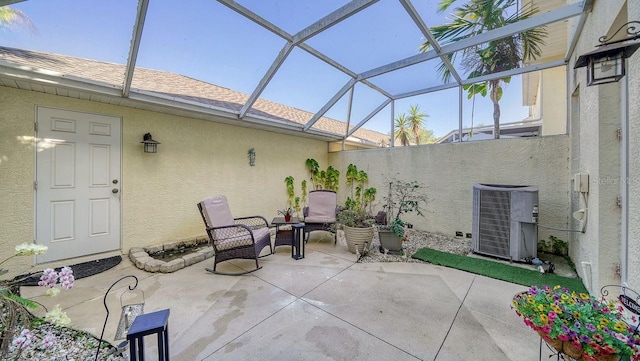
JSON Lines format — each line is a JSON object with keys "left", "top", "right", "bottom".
{"left": 472, "top": 184, "right": 539, "bottom": 262}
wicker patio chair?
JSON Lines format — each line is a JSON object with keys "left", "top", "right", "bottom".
{"left": 197, "top": 196, "right": 272, "bottom": 275}
{"left": 303, "top": 190, "right": 338, "bottom": 244}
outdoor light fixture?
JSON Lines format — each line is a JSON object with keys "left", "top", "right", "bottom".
{"left": 575, "top": 21, "right": 640, "bottom": 86}
{"left": 141, "top": 133, "right": 160, "bottom": 153}
{"left": 248, "top": 148, "right": 256, "bottom": 166}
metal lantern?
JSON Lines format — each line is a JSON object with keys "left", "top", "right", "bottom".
{"left": 141, "top": 133, "right": 160, "bottom": 153}
{"left": 115, "top": 289, "right": 145, "bottom": 340}
{"left": 575, "top": 21, "right": 640, "bottom": 86}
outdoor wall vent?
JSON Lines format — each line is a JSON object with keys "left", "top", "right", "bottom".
{"left": 472, "top": 184, "right": 538, "bottom": 262}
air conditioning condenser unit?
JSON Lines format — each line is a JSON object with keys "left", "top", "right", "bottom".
{"left": 472, "top": 183, "right": 538, "bottom": 262}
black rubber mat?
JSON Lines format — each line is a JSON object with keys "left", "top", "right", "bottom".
{"left": 14, "top": 255, "right": 122, "bottom": 287}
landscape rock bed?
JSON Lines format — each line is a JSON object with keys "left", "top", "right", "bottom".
{"left": 357, "top": 229, "right": 471, "bottom": 263}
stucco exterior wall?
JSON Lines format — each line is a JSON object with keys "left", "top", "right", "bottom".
{"left": 0, "top": 86, "right": 327, "bottom": 270}
{"left": 541, "top": 66, "right": 568, "bottom": 136}
{"left": 567, "top": 0, "right": 634, "bottom": 292}
{"left": 329, "top": 136, "right": 570, "bottom": 244}
{"left": 626, "top": 0, "right": 640, "bottom": 292}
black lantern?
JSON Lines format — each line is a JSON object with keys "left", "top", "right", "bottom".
{"left": 141, "top": 133, "right": 160, "bottom": 153}
{"left": 575, "top": 21, "right": 640, "bottom": 86}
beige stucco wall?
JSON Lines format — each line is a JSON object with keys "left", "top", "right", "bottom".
{"left": 541, "top": 66, "right": 568, "bottom": 136}
{"left": 0, "top": 86, "right": 327, "bottom": 271}
{"left": 567, "top": 0, "right": 637, "bottom": 292}
{"left": 626, "top": 0, "right": 640, "bottom": 292}
{"left": 329, "top": 136, "right": 570, "bottom": 243}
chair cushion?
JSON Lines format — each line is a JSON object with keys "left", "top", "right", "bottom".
{"left": 215, "top": 226, "right": 270, "bottom": 251}
{"left": 307, "top": 191, "right": 337, "bottom": 219}
{"left": 305, "top": 215, "right": 335, "bottom": 223}
{"left": 200, "top": 196, "right": 234, "bottom": 228}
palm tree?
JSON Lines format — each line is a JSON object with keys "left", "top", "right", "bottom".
{"left": 394, "top": 113, "right": 412, "bottom": 146}
{"left": 406, "top": 104, "right": 429, "bottom": 145}
{"left": 0, "top": 6, "right": 35, "bottom": 32}
{"left": 420, "top": 0, "right": 546, "bottom": 139}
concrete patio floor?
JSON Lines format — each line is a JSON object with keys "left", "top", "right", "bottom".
{"left": 21, "top": 234, "right": 556, "bottom": 361}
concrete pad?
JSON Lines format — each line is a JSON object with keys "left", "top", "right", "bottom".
{"left": 437, "top": 307, "right": 514, "bottom": 361}
{"left": 202, "top": 299, "right": 421, "bottom": 361}
{"left": 303, "top": 268, "right": 461, "bottom": 360}
{"left": 351, "top": 262, "right": 477, "bottom": 301}
{"left": 169, "top": 276, "right": 297, "bottom": 360}
{"left": 19, "top": 241, "right": 549, "bottom": 361}
{"left": 254, "top": 261, "right": 352, "bottom": 297}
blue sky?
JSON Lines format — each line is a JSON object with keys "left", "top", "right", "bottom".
{"left": 1, "top": 0, "right": 532, "bottom": 138}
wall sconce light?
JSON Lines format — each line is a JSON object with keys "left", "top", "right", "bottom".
{"left": 141, "top": 133, "right": 160, "bottom": 153}
{"left": 575, "top": 21, "right": 640, "bottom": 86}
{"left": 248, "top": 148, "right": 256, "bottom": 166}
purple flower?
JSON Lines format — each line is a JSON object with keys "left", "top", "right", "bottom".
{"left": 574, "top": 321, "right": 581, "bottom": 329}
{"left": 586, "top": 323, "right": 597, "bottom": 332}
{"left": 43, "top": 333, "right": 56, "bottom": 349}
{"left": 579, "top": 334, "right": 591, "bottom": 343}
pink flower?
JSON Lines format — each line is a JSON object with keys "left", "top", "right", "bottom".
{"left": 42, "top": 333, "right": 56, "bottom": 349}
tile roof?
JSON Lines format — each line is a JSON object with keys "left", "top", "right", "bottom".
{"left": 0, "top": 46, "right": 388, "bottom": 145}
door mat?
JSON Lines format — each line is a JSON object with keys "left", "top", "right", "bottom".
{"left": 14, "top": 255, "right": 122, "bottom": 287}
{"left": 412, "top": 247, "right": 587, "bottom": 293}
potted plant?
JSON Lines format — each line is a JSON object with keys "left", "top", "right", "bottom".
{"left": 377, "top": 218, "right": 406, "bottom": 255}
{"left": 278, "top": 207, "right": 293, "bottom": 222}
{"left": 336, "top": 208, "right": 374, "bottom": 254}
{"left": 377, "top": 177, "right": 428, "bottom": 254}
{"left": 512, "top": 285, "right": 640, "bottom": 361}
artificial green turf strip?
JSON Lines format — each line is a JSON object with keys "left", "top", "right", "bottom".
{"left": 412, "top": 247, "right": 588, "bottom": 293}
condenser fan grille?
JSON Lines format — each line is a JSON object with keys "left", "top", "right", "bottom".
{"left": 478, "top": 190, "right": 511, "bottom": 258}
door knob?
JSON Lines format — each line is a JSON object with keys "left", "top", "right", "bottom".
{"left": 112, "top": 189, "right": 119, "bottom": 194}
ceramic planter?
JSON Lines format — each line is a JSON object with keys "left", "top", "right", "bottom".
{"left": 343, "top": 225, "right": 374, "bottom": 254}
{"left": 378, "top": 229, "right": 403, "bottom": 254}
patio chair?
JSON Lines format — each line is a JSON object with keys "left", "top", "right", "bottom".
{"left": 303, "top": 190, "right": 338, "bottom": 244}
{"left": 197, "top": 196, "right": 272, "bottom": 275}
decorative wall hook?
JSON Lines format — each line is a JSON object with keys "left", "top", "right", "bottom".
{"left": 248, "top": 148, "right": 256, "bottom": 166}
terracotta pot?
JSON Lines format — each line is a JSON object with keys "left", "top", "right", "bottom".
{"left": 284, "top": 214, "right": 291, "bottom": 222}
{"left": 343, "top": 225, "right": 373, "bottom": 254}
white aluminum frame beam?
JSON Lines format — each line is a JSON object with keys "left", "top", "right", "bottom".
{"left": 220, "top": 0, "right": 381, "bottom": 121}
{"left": 304, "top": 78, "right": 357, "bottom": 131}
{"left": 359, "top": 2, "right": 586, "bottom": 81}
{"left": 399, "top": 0, "right": 462, "bottom": 84}
{"left": 565, "top": 0, "right": 595, "bottom": 62}
{"left": 347, "top": 98, "right": 391, "bottom": 137}
{"left": 239, "top": 42, "right": 293, "bottom": 118}
{"left": 122, "top": 0, "right": 149, "bottom": 98}
{"left": 291, "top": 0, "right": 378, "bottom": 45}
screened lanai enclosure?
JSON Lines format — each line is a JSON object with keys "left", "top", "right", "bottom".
{"left": 0, "top": 0, "right": 589, "bottom": 146}
{"left": 2, "top": 0, "right": 639, "bottom": 296}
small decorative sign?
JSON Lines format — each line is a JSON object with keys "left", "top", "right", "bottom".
{"left": 619, "top": 294, "right": 640, "bottom": 315}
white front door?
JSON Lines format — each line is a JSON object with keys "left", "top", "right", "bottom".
{"left": 36, "top": 107, "right": 121, "bottom": 263}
